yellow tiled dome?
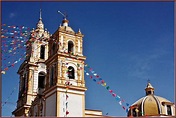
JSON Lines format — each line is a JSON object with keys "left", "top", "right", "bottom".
{"left": 127, "top": 82, "right": 175, "bottom": 117}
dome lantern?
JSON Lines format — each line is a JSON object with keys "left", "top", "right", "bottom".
{"left": 145, "top": 81, "right": 154, "bottom": 95}
{"left": 62, "top": 18, "right": 69, "bottom": 27}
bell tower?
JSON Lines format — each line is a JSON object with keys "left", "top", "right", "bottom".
{"left": 12, "top": 9, "right": 50, "bottom": 116}
{"left": 44, "top": 17, "right": 87, "bottom": 116}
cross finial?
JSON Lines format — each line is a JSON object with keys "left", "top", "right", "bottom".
{"left": 58, "top": 11, "right": 67, "bottom": 19}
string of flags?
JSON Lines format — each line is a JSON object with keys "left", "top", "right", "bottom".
{"left": 1, "top": 24, "right": 131, "bottom": 115}
{"left": 1, "top": 86, "right": 17, "bottom": 108}
{"left": 1, "top": 24, "right": 49, "bottom": 74}
{"left": 1, "top": 23, "right": 32, "bottom": 107}
{"left": 1, "top": 24, "right": 31, "bottom": 42}
{"left": 1, "top": 23, "right": 80, "bottom": 74}
{"left": 1, "top": 70, "right": 34, "bottom": 108}
{"left": 1, "top": 24, "right": 64, "bottom": 112}
{"left": 1, "top": 52, "right": 29, "bottom": 74}
{"left": 84, "top": 63, "right": 130, "bottom": 113}
{"left": 64, "top": 81, "right": 72, "bottom": 117}
{"left": 1, "top": 101, "right": 16, "bottom": 106}
{"left": 1, "top": 24, "right": 31, "bottom": 74}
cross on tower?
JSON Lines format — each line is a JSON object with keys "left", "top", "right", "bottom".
{"left": 58, "top": 11, "right": 68, "bottom": 19}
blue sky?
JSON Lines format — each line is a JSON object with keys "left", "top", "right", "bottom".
{"left": 1, "top": 2, "right": 174, "bottom": 116}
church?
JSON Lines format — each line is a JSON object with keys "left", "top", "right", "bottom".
{"left": 12, "top": 10, "right": 103, "bottom": 117}
{"left": 12, "top": 10, "right": 175, "bottom": 117}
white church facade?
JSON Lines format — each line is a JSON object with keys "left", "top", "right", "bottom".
{"left": 12, "top": 10, "right": 103, "bottom": 117}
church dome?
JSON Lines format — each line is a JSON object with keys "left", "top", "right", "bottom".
{"left": 127, "top": 82, "right": 175, "bottom": 117}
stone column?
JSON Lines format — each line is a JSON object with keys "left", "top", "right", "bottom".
{"left": 75, "top": 37, "right": 78, "bottom": 55}
{"left": 28, "top": 69, "right": 33, "bottom": 94}
{"left": 80, "top": 39, "right": 83, "bottom": 55}
{"left": 77, "top": 68, "right": 81, "bottom": 86}
{"left": 61, "top": 63, "right": 67, "bottom": 84}
{"left": 81, "top": 64, "right": 85, "bottom": 87}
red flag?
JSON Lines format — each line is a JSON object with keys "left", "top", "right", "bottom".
{"left": 96, "top": 75, "right": 100, "bottom": 78}
{"left": 112, "top": 93, "right": 116, "bottom": 97}
{"left": 101, "top": 80, "right": 105, "bottom": 84}
{"left": 66, "top": 111, "right": 69, "bottom": 115}
{"left": 66, "top": 95, "right": 69, "bottom": 100}
{"left": 109, "top": 90, "right": 113, "bottom": 93}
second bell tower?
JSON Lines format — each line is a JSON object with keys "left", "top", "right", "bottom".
{"left": 44, "top": 17, "right": 87, "bottom": 117}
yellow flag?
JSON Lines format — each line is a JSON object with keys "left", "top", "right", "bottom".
{"left": 102, "top": 82, "right": 106, "bottom": 86}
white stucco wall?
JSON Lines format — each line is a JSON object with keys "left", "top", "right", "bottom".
{"left": 67, "top": 93, "right": 83, "bottom": 116}
{"left": 59, "top": 92, "right": 83, "bottom": 117}
{"left": 59, "top": 92, "right": 66, "bottom": 117}
{"left": 45, "top": 93, "right": 56, "bottom": 116}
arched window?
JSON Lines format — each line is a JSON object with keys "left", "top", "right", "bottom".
{"left": 40, "top": 45, "right": 45, "bottom": 59}
{"left": 68, "top": 66, "right": 75, "bottom": 79}
{"left": 147, "top": 91, "right": 151, "bottom": 95}
{"left": 38, "top": 72, "right": 45, "bottom": 89}
{"left": 68, "top": 41, "right": 74, "bottom": 53}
